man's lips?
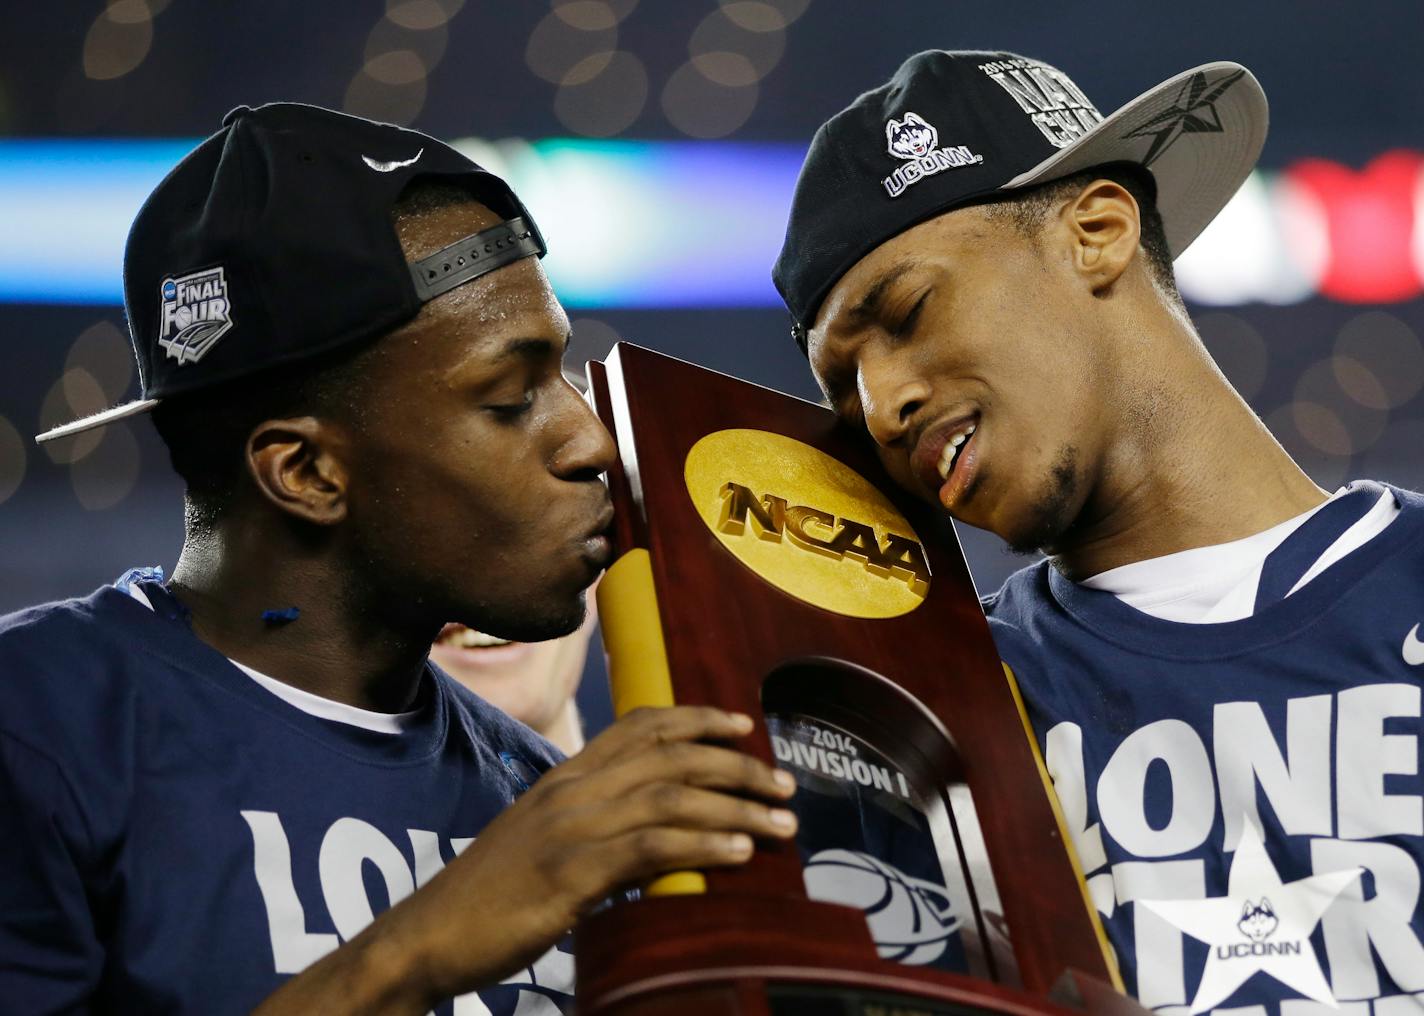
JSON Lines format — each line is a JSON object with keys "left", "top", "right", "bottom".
{"left": 589, "top": 502, "right": 615, "bottom": 538}
{"left": 910, "top": 412, "right": 980, "bottom": 498}
{"left": 581, "top": 502, "right": 616, "bottom": 569}
{"left": 937, "top": 425, "right": 980, "bottom": 509}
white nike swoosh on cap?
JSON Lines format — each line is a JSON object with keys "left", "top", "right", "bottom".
{"left": 1404, "top": 624, "right": 1424, "bottom": 666}
{"left": 362, "top": 148, "right": 423, "bottom": 173}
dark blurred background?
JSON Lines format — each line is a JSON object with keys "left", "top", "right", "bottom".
{"left": 2, "top": 2, "right": 1422, "bottom": 731}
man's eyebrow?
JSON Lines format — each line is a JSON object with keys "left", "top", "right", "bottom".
{"left": 849, "top": 258, "right": 923, "bottom": 324}
{"left": 494, "top": 330, "right": 571, "bottom": 363}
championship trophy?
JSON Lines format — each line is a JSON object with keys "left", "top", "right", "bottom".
{"left": 577, "top": 343, "right": 1143, "bottom": 1016}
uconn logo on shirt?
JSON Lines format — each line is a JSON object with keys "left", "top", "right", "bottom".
{"left": 1045, "top": 681, "right": 1424, "bottom": 1014}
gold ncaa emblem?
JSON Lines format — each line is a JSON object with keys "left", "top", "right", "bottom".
{"left": 683, "top": 429, "right": 930, "bottom": 619}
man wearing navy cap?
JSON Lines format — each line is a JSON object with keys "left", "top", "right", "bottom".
{"left": 777, "top": 52, "right": 1424, "bottom": 1014}
{"left": 0, "top": 104, "right": 798, "bottom": 1015}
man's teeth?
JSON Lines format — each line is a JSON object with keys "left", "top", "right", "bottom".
{"left": 936, "top": 424, "right": 977, "bottom": 480}
{"left": 443, "top": 628, "right": 512, "bottom": 649}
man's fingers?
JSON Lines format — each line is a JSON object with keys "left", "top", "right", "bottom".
{"left": 590, "top": 740, "right": 795, "bottom": 803}
{"left": 582, "top": 782, "right": 799, "bottom": 840}
{"left": 601, "top": 826, "right": 759, "bottom": 882}
{"left": 574, "top": 706, "right": 756, "bottom": 770}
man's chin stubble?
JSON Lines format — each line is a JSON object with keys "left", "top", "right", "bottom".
{"left": 1004, "top": 446, "right": 1080, "bottom": 557}
{"left": 474, "top": 596, "right": 588, "bottom": 645}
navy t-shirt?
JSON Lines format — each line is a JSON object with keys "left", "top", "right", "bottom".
{"left": 985, "top": 483, "right": 1424, "bottom": 1015}
{"left": 0, "top": 575, "right": 570, "bottom": 1015}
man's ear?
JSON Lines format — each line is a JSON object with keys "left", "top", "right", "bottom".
{"left": 244, "top": 417, "right": 350, "bottom": 525}
{"left": 1062, "top": 178, "right": 1142, "bottom": 293}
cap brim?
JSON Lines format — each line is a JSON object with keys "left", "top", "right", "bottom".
{"left": 35, "top": 398, "right": 160, "bottom": 444}
{"left": 1001, "top": 61, "right": 1268, "bottom": 259}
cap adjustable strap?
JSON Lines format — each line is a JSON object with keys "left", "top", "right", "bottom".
{"left": 408, "top": 215, "right": 545, "bottom": 303}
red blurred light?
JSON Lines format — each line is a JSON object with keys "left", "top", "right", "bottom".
{"left": 1286, "top": 151, "right": 1424, "bottom": 303}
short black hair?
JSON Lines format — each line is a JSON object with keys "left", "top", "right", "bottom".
{"left": 152, "top": 177, "right": 488, "bottom": 536}
{"left": 982, "top": 163, "right": 1180, "bottom": 301}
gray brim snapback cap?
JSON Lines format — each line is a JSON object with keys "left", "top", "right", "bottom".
{"left": 773, "top": 51, "right": 1268, "bottom": 349}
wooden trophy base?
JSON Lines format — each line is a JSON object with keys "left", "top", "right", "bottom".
{"left": 575, "top": 895, "right": 1149, "bottom": 1016}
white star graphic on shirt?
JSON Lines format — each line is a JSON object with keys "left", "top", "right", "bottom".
{"left": 1138, "top": 822, "right": 1361, "bottom": 1014}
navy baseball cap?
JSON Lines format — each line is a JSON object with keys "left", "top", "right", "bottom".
{"left": 774, "top": 51, "right": 1268, "bottom": 350}
{"left": 37, "top": 102, "right": 546, "bottom": 443}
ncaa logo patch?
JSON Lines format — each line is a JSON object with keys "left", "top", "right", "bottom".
{"left": 881, "top": 112, "right": 983, "bottom": 199}
{"left": 158, "top": 266, "right": 233, "bottom": 365}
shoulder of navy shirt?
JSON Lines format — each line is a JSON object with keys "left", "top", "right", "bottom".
{"left": 0, "top": 575, "right": 563, "bottom": 1015}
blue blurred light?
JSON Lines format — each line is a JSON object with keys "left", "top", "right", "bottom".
{"left": 0, "top": 137, "right": 805, "bottom": 309}
{"left": 0, "top": 140, "right": 195, "bottom": 304}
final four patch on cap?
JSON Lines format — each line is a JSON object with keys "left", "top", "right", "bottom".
{"left": 157, "top": 267, "right": 234, "bottom": 365}
{"left": 773, "top": 50, "right": 1268, "bottom": 349}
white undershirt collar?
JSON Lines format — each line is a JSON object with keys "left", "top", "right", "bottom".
{"left": 1080, "top": 485, "right": 1399, "bottom": 624}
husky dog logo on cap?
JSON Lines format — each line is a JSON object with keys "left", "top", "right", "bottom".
{"left": 881, "top": 112, "right": 983, "bottom": 198}
{"left": 886, "top": 112, "right": 938, "bottom": 160}
{"left": 157, "top": 266, "right": 234, "bottom": 365}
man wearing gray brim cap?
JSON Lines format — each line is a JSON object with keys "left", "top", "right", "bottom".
{"left": 777, "top": 50, "right": 1424, "bottom": 1013}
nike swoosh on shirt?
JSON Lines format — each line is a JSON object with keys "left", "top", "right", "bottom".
{"left": 1404, "top": 624, "right": 1424, "bottom": 666}
{"left": 362, "top": 148, "right": 423, "bottom": 173}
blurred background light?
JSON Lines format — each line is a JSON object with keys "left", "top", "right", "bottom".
{"left": 0, "top": 139, "right": 193, "bottom": 303}
{"left": 70, "top": 422, "right": 141, "bottom": 511}
{"left": 3, "top": 143, "right": 1422, "bottom": 309}
{"left": 662, "top": 62, "right": 760, "bottom": 138}
{"left": 1334, "top": 310, "right": 1424, "bottom": 407}
{"left": 689, "top": 4, "right": 785, "bottom": 83}
{"left": 38, "top": 368, "right": 107, "bottom": 465}
{"left": 1264, "top": 402, "right": 1350, "bottom": 491}
{"left": 564, "top": 316, "right": 625, "bottom": 388}
{"left": 364, "top": 49, "right": 429, "bottom": 87}
{"left": 1285, "top": 151, "right": 1424, "bottom": 304}
{"left": 526, "top": 8, "right": 617, "bottom": 84}
{"left": 366, "top": 12, "right": 449, "bottom": 68}
{"left": 555, "top": 0, "right": 638, "bottom": 27}
{"left": 344, "top": 4, "right": 453, "bottom": 126}
{"left": 1194, "top": 312, "right": 1270, "bottom": 402}
{"left": 386, "top": 0, "right": 455, "bottom": 31}
{"left": 0, "top": 415, "right": 25, "bottom": 506}
{"left": 1173, "top": 173, "right": 1317, "bottom": 305}
{"left": 0, "top": 137, "right": 807, "bottom": 307}
{"left": 1292, "top": 358, "right": 1387, "bottom": 456}
{"left": 551, "top": 0, "right": 620, "bottom": 31}
{"left": 343, "top": 67, "right": 428, "bottom": 126}
{"left": 553, "top": 51, "right": 648, "bottom": 137}
{"left": 65, "top": 321, "right": 133, "bottom": 403}
{"left": 82, "top": 0, "right": 154, "bottom": 82}
{"left": 720, "top": 0, "right": 810, "bottom": 27}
